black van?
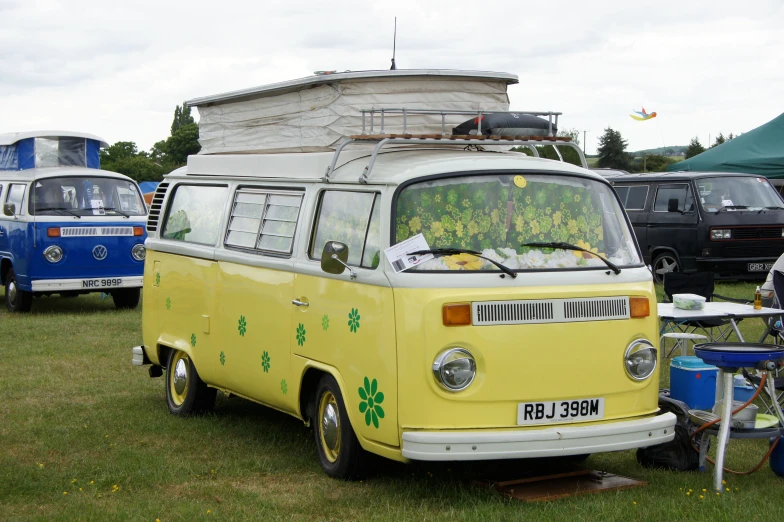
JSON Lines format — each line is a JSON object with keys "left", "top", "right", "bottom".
{"left": 606, "top": 171, "right": 784, "bottom": 283}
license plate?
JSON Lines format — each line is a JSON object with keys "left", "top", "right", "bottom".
{"left": 748, "top": 263, "right": 773, "bottom": 272}
{"left": 517, "top": 398, "right": 604, "bottom": 426}
{"left": 81, "top": 278, "right": 124, "bottom": 289}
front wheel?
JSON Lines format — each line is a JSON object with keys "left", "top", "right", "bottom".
{"left": 314, "top": 375, "right": 365, "bottom": 479}
{"left": 165, "top": 349, "right": 216, "bottom": 415}
{"left": 652, "top": 252, "right": 680, "bottom": 284}
{"left": 112, "top": 288, "right": 141, "bottom": 309}
{"left": 5, "top": 268, "right": 33, "bottom": 313}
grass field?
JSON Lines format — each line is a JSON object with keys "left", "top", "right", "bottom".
{"left": 1, "top": 282, "right": 782, "bottom": 521}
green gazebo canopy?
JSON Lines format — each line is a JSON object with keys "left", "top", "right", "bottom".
{"left": 669, "top": 112, "right": 784, "bottom": 178}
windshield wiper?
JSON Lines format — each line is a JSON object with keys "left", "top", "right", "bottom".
{"left": 101, "top": 207, "right": 131, "bottom": 218}
{"left": 716, "top": 205, "right": 748, "bottom": 213}
{"left": 759, "top": 206, "right": 784, "bottom": 213}
{"left": 408, "top": 248, "right": 517, "bottom": 279}
{"left": 34, "top": 207, "right": 81, "bottom": 219}
{"left": 520, "top": 242, "right": 621, "bottom": 275}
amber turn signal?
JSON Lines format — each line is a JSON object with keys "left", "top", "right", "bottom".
{"left": 443, "top": 303, "right": 472, "bottom": 326}
{"left": 47, "top": 227, "right": 61, "bottom": 237}
{"left": 630, "top": 297, "right": 650, "bottom": 318}
{"left": 133, "top": 227, "right": 144, "bottom": 236}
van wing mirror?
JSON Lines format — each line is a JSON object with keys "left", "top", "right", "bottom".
{"left": 3, "top": 203, "right": 15, "bottom": 216}
{"left": 321, "top": 241, "right": 356, "bottom": 279}
{"left": 667, "top": 198, "right": 681, "bottom": 213}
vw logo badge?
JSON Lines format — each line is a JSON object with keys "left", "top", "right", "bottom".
{"left": 93, "top": 245, "right": 108, "bottom": 261}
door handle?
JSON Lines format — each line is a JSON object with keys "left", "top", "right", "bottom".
{"left": 292, "top": 299, "right": 309, "bottom": 307}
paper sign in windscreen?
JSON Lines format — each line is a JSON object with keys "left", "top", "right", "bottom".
{"left": 383, "top": 233, "right": 434, "bottom": 273}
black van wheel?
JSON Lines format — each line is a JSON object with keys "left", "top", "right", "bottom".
{"left": 652, "top": 253, "right": 680, "bottom": 284}
{"left": 5, "top": 268, "right": 33, "bottom": 313}
{"left": 165, "top": 349, "right": 216, "bottom": 415}
{"left": 314, "top": 374, "right": 365, "bottom": 479}
{"left": 112, "top": 288, "right": 141, "bottom": 309}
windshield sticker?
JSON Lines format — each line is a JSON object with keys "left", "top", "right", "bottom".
{"left": 721, "top": 199, "right": 734, "bottom": 208}
{"left": 384, "top": 233, "right": 434, "bottom": 273}
{"left": 91, "top": 199, "right": 105, "bottom": 215}
{"left": 513, "top": 175, "right": 527, "bottom": 188}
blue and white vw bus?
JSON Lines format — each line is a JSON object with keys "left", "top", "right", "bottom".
{"left": 0, "top": 131, "right": 148, "bottom": 312}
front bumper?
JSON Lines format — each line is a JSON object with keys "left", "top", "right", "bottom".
{"left": 401, "top": 412, "right": 676, "bottom": 461}
{"left": 132, "top": 345, "right": 152, "bottom": 366}
{"left": 31, "top": 276, "right": 143, "bottom": 292}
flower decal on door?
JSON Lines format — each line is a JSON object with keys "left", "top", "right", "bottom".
{"left": 155, "top": 272, "right": 161, "bottom": 286}
{"left": 358, "top": 377, "right": 385, "bottom": 428}
{"left": 261, "top": 351, "right": 271, "bottom": 372}
{"left": 348, "top": 308, "right": 361, "bottom": 333}
{"left": 190, "top": 333, "right": 196, "bottom": 347}
{"left": 296, "top": 323, "right": 306, "bottom": 346}
{"left": 322, "top": 315, "right": 330, "bottom": 331}
{"left": 281, "top": 379, "right": 288, "bottom": 395}
{"left": 165, "top": 297, "right": 171, "bottom": 310}
{"left": 238, "top": 315, "right": 247, "bottom": 336}
{"left": 220, "top": 351, "right": 226, "bottom": 365}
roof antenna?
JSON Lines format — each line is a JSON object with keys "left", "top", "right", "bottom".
{"left": 390, "top": 17, "right": 397, "bottom": 70}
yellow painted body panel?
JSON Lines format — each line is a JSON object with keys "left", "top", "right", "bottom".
{"left": 394, "top": 282, "right": 660, "bottom": 431}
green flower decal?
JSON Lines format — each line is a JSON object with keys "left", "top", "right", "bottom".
{"left": 155, "top": 272, "right": 161, "bottom": 286}
{"left": 261, "top": 351, "right": 271, "bottom": 372}
{"left": 348, "top": 308, "right": 360, "bottom": 333}
{"left": 165, "top": 297, "right": 171, "bottom": 310}
{"left": 358, "top": 377, "right": 385, "bottom": 428}
{"left": 296, "top": 323, "right": 306, "bottom": 346}
{"left": 238, "top": 315, "right": 247, "bottom": 337}
{"left": 190, "top": 333, "right": 196, "bottom": 347}
{"left": 220, "top": 351, "right": 226, "bottom": 365}
{"left": 281, "top": 379, "right": 288, "bottom": 395}
{"left": 322, "top": 314, "right": 330, "bottom": 331}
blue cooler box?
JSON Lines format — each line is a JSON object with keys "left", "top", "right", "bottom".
{"left": 670, "top": 356, "right": 718, "bottom": 410}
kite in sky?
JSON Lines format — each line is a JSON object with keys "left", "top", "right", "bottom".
{"left": 630, "top": 107, "right": 657, "bottom": 121}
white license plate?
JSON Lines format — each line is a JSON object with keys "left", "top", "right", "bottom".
{"left": 748, "top": 263, "right": 773, "bottom": 272}
{"left": 81, "top": 278, "right": 124, "bottom": 289}
{"left": 517, "top": 398, "right": 605, "bottom": 426}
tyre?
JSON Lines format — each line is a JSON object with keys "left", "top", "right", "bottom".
{"left": 165, "top": 349, "right": 216, "bottom": 415}
{"left": 652, "top": 252, "right": 680, "bottom": 284}
{"left": 314, "top": 374, "right": 365, "bottom": 479}
{"left": 4, "top": 268, "right": 33, "bottom": 313}
{"left": 112, "top": 288, "right": 141, "bottom": 309}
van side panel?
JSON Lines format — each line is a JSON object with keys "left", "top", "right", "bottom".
{"left": 394, "top": 281, "right": 660, "bottom": 431}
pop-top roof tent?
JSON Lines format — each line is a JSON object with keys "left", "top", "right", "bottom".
{"left": 668, "top": 112, "right": 784, "bottom": 178}
{"left": 187, "top": 69, "right": 533, "bottom": 155}
{"left": 0, "top": 131, "right": 108, "bottom": 171}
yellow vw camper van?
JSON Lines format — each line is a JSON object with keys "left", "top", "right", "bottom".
{"left": 132, "top": 70, "right": 675, "bottom": 478}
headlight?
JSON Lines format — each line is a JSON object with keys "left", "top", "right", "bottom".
{"left": 131, "top": 244, "right": 146, "bottom": 261}
{"left": 43, "top": 245, "right": 63, "bottom": 263}
{"left": 711, "top": 229, "right": 731, "bottom": 240}
{"left": 624, "top": 339, "right": 657, "bottom": 381}
{"left": 433, "top": 348, "right": 476, "bottom": 391}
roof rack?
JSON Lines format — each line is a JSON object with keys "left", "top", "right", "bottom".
{"left": 323, "top": 108, "right": 586, "bottom": 183}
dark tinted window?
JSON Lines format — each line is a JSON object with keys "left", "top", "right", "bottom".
{"left": 654, "top": 184, "right": 694, "bottom": 212}
{"left": 614, "top": 185, "right": 648, "bottom": 211}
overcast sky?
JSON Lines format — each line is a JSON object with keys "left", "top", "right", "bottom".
{"left": 2, "top": 0, "right": 782, "bottom": 155}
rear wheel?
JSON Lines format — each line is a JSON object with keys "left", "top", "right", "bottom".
{"left": 112, "top": 288, "right": 141, "bottom": 309}
{"left": 165, "top": 349, "right": 216, "bottom": 415}
{"left": 314, "top": 374, "right": 364, "bottom": 479}
{"left": 652, "top": 252, "right": 680, "bottom": 284}
{"left": 5, "top": 268, "right": 33, "bottom": 313}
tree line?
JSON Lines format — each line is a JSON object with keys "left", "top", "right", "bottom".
{"left": 99, "top": 103, "right": 201, "bottom": 182}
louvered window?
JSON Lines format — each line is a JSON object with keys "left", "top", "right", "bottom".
{"left": 225, "top": 189, "right": 303, "bottom": 256}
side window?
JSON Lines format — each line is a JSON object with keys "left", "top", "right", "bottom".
{"left": 623, "top": 185, "right": 648, "bottom": 210}
{"left": 224, "top": 189, "right": 303, "bottom": 256}
{"left": 5, "top": 184, "right": 26, "bottom": 215}
{"left": 614, "top": 186, "right": 629, "bottom": 205}
{"left": 310, "top": 191, "right": 378, "bottom": 267}
{"left": 162, "top": 184, "right": 228, "bottom": 245}
{"left": 654, "top": 184, "right": 693, "bottom": 212}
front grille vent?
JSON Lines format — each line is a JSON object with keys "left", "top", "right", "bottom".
{"left": 61, "top": 227, "right": 134, "bottom": 237}
{"left": 472, "top": 297, "right": 630, "bottom": 326}
{"left": 146, "top": 182, "right": 170, "bottom": 233}
{"left": 730, "top": 227, "right": 783, "bottom": 240}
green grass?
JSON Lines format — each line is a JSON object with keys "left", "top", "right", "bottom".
{"left": 1, "top": 283, "right": 782, "bottom": 521}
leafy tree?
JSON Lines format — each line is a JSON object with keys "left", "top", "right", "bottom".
{"left": 685, "top": 137, "right": 706, "bottom": 159}
{"left": 727, "top": 133, "right": 735, "bottom": 140}
{"left": 155, "top": 123, "right": 201, "bottom": 165}
{"left": 642, "top": 154, "right": 673, "bottom": 172}
{"left": 711, "top": 133, "right": 726, "bottom": 148}
{"left": 100, "top": 141, "right": 138, "bottom": 164}
{"left": 171, "top": 103, "right": 195, "bottom": 135}
{"left": 596, "top": 127, "right": 632, "bottom": 170}
{"left": 103, "top": 155, "right": 169, "bottom": 182}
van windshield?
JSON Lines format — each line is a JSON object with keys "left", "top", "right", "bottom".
{"left": 697, "top": 176, "right": 784, "bottom": 213}
{"left": 395, "top": 173, "right": 641, "bottom": 272}
{"left": 28, "top": 176, "right": 146, "bottom": 216}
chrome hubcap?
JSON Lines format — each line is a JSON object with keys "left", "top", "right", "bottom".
{"left": 173, "top": 358, "right": 188, "bottom": 395}
{"left": 322, "top": 402, "right": 339, "bottom": 452}
{"left": 7, "top": 280, "right": 17, "bottom": 302}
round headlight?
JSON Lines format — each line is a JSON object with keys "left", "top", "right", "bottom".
{"left": 433, "top": 348, "right": 476, "bottom": 391}
{"left": 43, "top": 245, "right": 63, "bottom": 263}
{"left": 624, "top": 339, "right": 657, "bottom": 381}
{"left": 131, "top": 244, "right": 146, "bottom": 261}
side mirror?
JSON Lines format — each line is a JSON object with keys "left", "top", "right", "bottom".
{"left": 321, "top": 241, "right": 356, "bottom": 279}
{"left": 3, "top": 203, "right": 15, "bottom": 216}
{"left": 667, "top": 198, "right": 680, "bottom": 213}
